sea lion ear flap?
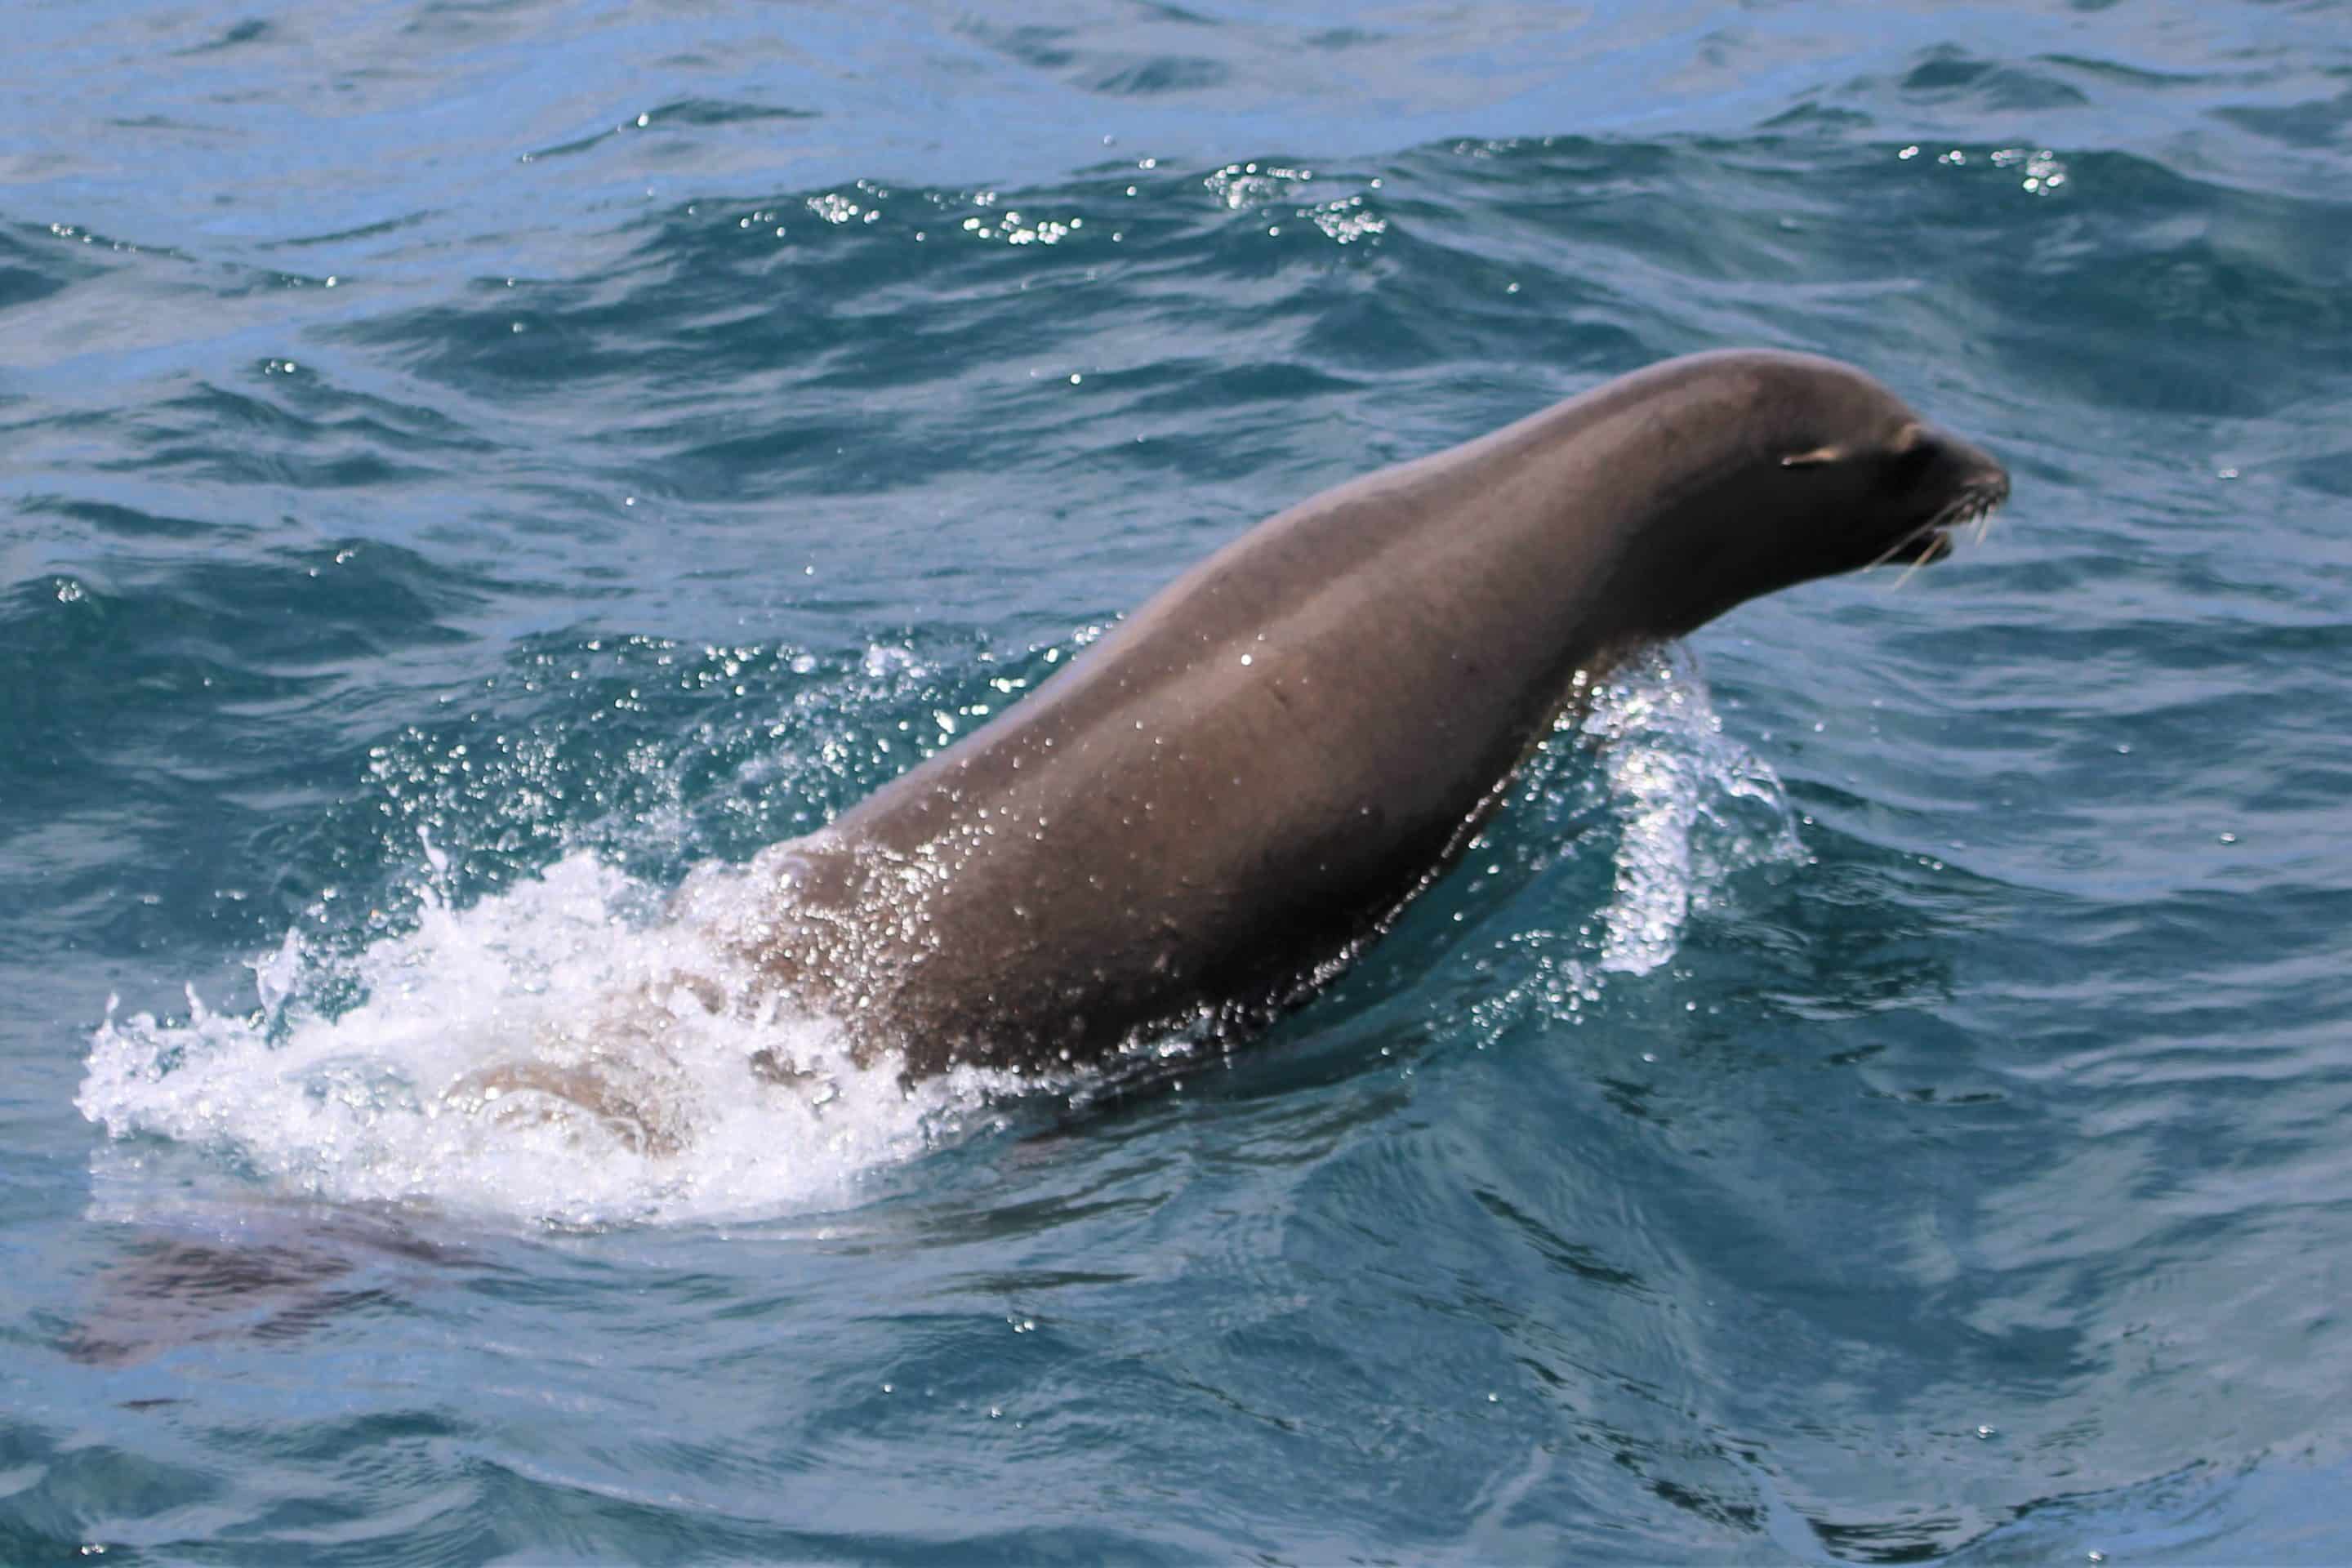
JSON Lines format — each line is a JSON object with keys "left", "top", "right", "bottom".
{"left": 1780, "top": 445, "right": 1846, "bottom": 468}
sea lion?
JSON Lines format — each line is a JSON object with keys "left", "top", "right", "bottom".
{"left": 666, "top": 348, "right": 2009, "bottom": 1082}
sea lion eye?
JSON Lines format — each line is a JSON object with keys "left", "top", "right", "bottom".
{"left": 1780, "top": 444, "right": 1845, "bottom": 468}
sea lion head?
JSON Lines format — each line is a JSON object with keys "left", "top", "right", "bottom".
{"left": 1626, "top": 350, "right": 2011, "bottom": 637}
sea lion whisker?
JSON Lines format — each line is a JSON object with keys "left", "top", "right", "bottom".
{"left": 1868, "top": 519, "right": 1944, "bottom": 575}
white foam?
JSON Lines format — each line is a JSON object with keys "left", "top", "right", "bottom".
{"left": 78, "top": 851, "right": 1020, "bottom": 1229}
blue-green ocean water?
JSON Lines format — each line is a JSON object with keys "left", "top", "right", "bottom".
{"left": 7, "top": 0, "right": 2352, "bottom": 1561}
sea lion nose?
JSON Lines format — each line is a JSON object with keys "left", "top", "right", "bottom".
{"left": 1929, "top": 425, "right": 2009, "bottom": 498}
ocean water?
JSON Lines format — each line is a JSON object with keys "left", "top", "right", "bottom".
{"left": 7, "top": 0, "right": 2351, "bottom": 1561}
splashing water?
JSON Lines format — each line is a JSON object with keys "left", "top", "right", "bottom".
{"left": 1464, "top": 649, "right": 1805, "bottom": 1033}
{"left": 1584, "top": 649, "right": 1801, "bottom": 975}
{"left": 78, "top": 851, "right": 1022, "bottom": 1228}
{"left": 77, "top": 648, "right": 1795, "bottom": 1227}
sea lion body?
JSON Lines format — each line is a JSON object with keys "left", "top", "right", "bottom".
{"left": 690, "top": 350, "right": 2009, "bottom": 1077}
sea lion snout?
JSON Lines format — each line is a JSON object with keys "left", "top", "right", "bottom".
{"left": 1918, "top": 424, "right": 2009, "bottom": 504}
{"left": 1862, "top": 421, "right": 2009, "bottom": 570}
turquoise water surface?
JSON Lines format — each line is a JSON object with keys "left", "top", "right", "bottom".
{"left": 7, "top": 1, "right": 2352, "bottom": 1561}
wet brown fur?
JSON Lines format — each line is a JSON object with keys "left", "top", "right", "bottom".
{"left": 689, "top": 350, "right": 2010, "bottom": 1079}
